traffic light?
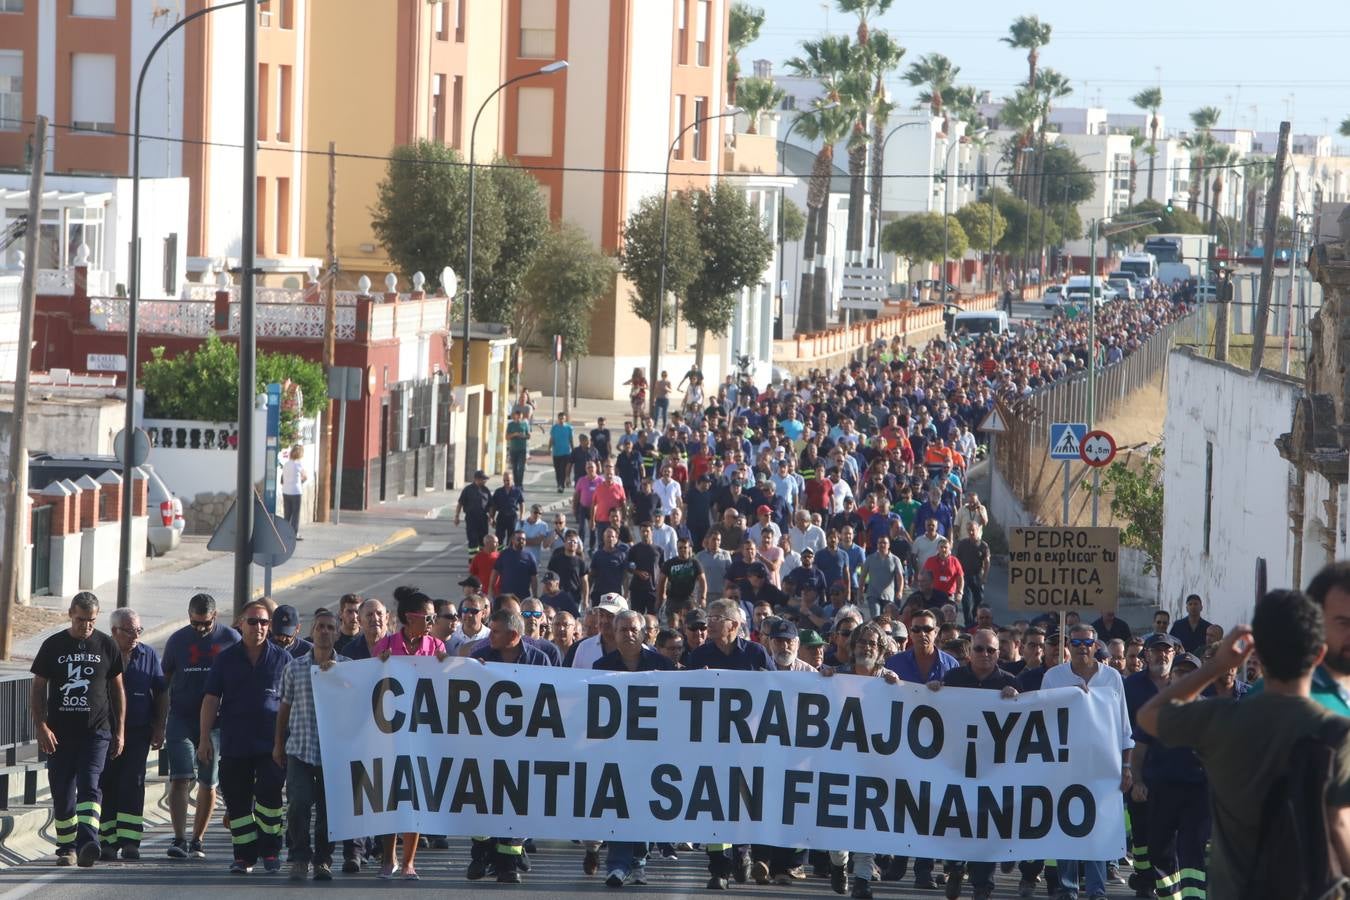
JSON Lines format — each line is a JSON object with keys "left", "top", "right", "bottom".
{"left": 1164, "top": 199, "right": 1175, "bottom": 215}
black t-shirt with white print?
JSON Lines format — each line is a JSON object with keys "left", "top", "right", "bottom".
{"left": 30, "top": 629, "right": 123, "bottom": 740}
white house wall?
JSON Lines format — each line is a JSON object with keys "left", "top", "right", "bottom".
{"left": 1161, "top": 348, "right": 1301, "bottom": 626}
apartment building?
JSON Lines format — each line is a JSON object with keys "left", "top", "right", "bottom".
{"left": 0, "top": 0, "right": 310, "bottom": 282}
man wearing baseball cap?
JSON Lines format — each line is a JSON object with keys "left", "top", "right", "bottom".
{"left": 454, "top": 470, "right": 493, "bottom": 554}
{"left": 565, "top": 593, "right": 629, "bottom": 670}
{"left": 1121, "top": 631, "right": 1181, "bottom": 896}
{"left": 268, "top": 605, "right": 312, "bottom": 659}
{"left": 797, "top": 628, "right": 827, "bottom": 669}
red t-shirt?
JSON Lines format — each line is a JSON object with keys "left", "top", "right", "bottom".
{"left": 469, "top": 550, "right": 499, "bottom": 588}
{"left": 923, "top": 553, "right": 964, "bottom": 596}
{"left": 804, "top": 478, "right": 831, "bottom": 512}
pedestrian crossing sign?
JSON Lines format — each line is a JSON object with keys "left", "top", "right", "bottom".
{"left": 1049, "top": 422, "right": 1088, "bottom": 460}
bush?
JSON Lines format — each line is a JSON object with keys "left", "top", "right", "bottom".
{"left": 142, "top": 334, "right": 326, "bottom": 444}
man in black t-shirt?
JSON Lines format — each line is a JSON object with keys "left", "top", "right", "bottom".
{"left": 30, "top": 591, "right": 125, "bottom": 868}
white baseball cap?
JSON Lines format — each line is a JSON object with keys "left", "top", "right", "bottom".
{"left": 595, "top": 593, "right": 629, "bottom": 614}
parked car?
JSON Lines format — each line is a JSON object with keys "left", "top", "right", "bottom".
{"left": 1040, "top": 285, "right": 1066, "bottom": 308}
{"left": 912, "top": 279, "right": 959, "bottom": 300}
{"left": 28, "top": 453, "right": 184, "bottom": 556}
{"left": 951, "top": 310, "right": 1011, "bottom": 336}
{"left": 1106, "top": 277, "right": 1136, "bottom": 301}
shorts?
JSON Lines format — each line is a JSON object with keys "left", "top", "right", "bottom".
{"left": 165, "top": 716, "right": 221, "bottom": 787}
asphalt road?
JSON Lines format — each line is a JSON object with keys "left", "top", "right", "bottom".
{"left": 0, "top": 832, "right": 1138, "bottom": 899}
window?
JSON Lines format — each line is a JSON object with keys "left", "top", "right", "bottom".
{"left": 278, "top": 0, "right": 293, "bottom": 29}
{"left": 0, "top": 0, "right": 24, "bottom": 12}
{"left": 692, "top": 96, "right": 707, "bottom": 161}
{"left": 65, "top": 206, "right": 103, "bottom": 270}
{"left": 515, "top": 86, "right": 553, "bottom": 157}
{"left": 1203, "top": 441, "right": 1214, "bottom": 555}
{"left": 696, "top": 0, "right": 710, "bottom": 67}
{"left": 276, "top": 65, "right": 292, "bottom": 142}
{"left": 434, "top": 0, "right": 447, "bottom": 39}
{"left": 162, "top": 233, "right": 178, "bottom": 295}
{"left": 677, "top": 0, "right": 688, "bottom": 65}
{"left": 0, "top": 51, "right": 21, "bottom": 132}
{"left": 276, "top": 177, "right": 290, "bottom": 255}
{"left": 455, "top": 0, "right": 465, "bottom": 41}
{"left": 672, "top": 94, "right": 686, "bottom": 160}
{"left": 519, "top": 0, "right": 555, "bottom": 58}
{"left": 257, "top": 63, "right": 269, "bottom": 139}
{"left": 72, "top": 0, "right": 115, "bottom": 16}
{"left": 431, "top": 74, "right": 446, "bottom": 143}
{"left": 70, "top": 54, "right": 115, "bottom": 133}
{"left": 451, "top": 75, "right": 463, "bottom": 148}
{"left": 255, "top": 177, "right": 267, "bottom": 255}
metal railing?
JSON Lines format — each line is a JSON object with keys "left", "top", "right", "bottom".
{"left": 0, "top": 674, "right": 41, "bottom": 810}
{"left": 994, "top": 312, "right": 1191, "bottom": 499}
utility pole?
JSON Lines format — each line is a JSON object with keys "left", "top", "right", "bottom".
{"left": 1250, "top": 121, "right": 1289, "bottom": 373}
{"left": 234, "top": 0, "right": 259, "bottom": 616}
{"left": 1281, "top": 172, "right": 1299, "bottom": 374}
{"left": 0, "top": 116, "right": 46, "bottom": 660}
{"left": 315, "top": 141, "right": 337, "bottom": 523}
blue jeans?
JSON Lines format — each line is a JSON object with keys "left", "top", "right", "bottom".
{"left": 604, "top": 841, "right": 647, "bottom": 878}
{"left": 1057, "top": 858, "right": 1106, "bottom": 898}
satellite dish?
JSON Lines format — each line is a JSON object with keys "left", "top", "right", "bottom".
{"left": 441, "top": 266, "right": 458, "bottom": 298}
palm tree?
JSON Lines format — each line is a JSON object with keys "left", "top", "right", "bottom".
{"left": 1125, "top": 129, "right": 1145, "bottom": 204}
{"left": 1341, "top": 116, "right": 1350, "bottom": 137}
{"left": 836, "top": 0, "right": 894, "bottom": 47}
{"left": 997, "top": 87, "right": 1041, "bottom": 198}
{"left": 734, "top": 77, "right": 784, "bottom": 134}
{"left": 839, "top": 69, "right": 873, "bottom": 266}
{"left": 726, "top": 3, "right": 765, "bottom": 105}
{"left": 1243, "top": 156, "right": 1274, "bottom": 248}
{"left": 1002, "top": 15, "right": 1053, "bottom": 91}
{"left": 946, "top": 85, "right": 982, "bottom": 132}
{"left": 1208, "top": 145, "right": 1238, "bottom": 241}
{"left": 786, "top": 35, "right": 856, "bottom": 331}
{"left": 903, "top": 53, "right": 959, "bottom": 134}
{"left": 1033, "top": 68, "right": 1072, "bottom": 201}
{"left": 865, "top": 30, "right": 905, "bottom": 262}
{"left": 1186, "top": 107, "right": 1220, "bottom": 215}
{"left": 1131, "top": 87, "right": 1164, "bottom": 199}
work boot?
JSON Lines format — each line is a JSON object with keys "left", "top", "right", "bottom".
{"left": 851, "top": 876, "right": 874, "bottom": 899}
{"left": 496, "top": 852, "right": 522, "bottom": 884}
{"left": 466, "top": 839, "right": 493, "bottom": 880}
{"left": 832, "top": 866, "right": 848, "bottom": 894}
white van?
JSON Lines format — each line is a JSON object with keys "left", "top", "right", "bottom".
{"left": 1064, "top": 276, "right": 1112, "bottom": 307}
{"left": 950, "top": 310, "right": 1011, "bottom": 336}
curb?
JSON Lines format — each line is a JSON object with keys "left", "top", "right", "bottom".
{"left": 136, "top": 526, "right": 419, "bottom": 649}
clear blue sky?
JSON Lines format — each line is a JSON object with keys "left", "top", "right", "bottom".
{"left": 742, "top": 0, "right": 1350, "bottom": 143}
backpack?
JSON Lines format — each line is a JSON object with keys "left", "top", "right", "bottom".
{"left": 1244, "top": 717, "right": 1350, "bottom": 900}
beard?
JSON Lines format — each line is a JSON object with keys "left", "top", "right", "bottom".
{"left": 773, "top": 650, "right": 796, "bottom": 669}
{"left": 853, "top": 649, "right": 880, "bottom": 671}
{"left": 1325, "top": 646, "right": 1350, "bottom": 677}
{"left": 1148, "top": 661, "right": 1171, "bottom": 678}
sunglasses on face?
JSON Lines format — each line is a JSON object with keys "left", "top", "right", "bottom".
{"left": 438, "top": 613, "right": 459, "bottom": 621}
{"left": 1070, "top": 638, "right": 1096, "bottom": 648}
{"left": 522, "top": 610, "right": 544, "bottom": 619}
{"left": 245, "top": 617, "right": 270, "bottom": 627}
{"left": 972, "top": 645, "right": 998, "bottom": 655}
{"left": 686, "top": 623, "right": 709, "bottom": 631}
{"left": 911, "top": 625, "right": 936, "bottom": 634}
{"left": 461, "top": 608, "right": 482, "bottom": 615}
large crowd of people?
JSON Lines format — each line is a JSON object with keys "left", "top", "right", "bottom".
{"left": 25, "top": 288, "right": 1350, "bottom": 899}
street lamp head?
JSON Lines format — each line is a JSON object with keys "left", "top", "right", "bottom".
{"left": 539, "top": 60, "right": 568, "bottom": 74}
{"left": 723, "top": 106, "right": 743, "bottom": 116}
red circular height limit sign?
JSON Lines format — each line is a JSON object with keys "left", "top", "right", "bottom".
{"left": 1080, "top": 430, "right": 1117, "bottom": 467}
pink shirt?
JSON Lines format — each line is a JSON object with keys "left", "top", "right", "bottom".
{"left": 373, "top": 632, "right": 446, "bottom": 657}
{"left": 575, "top": 474, "right": 603, "bottom": 508}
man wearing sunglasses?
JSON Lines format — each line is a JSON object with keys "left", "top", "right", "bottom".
{"left": 199, "top": 598, "right": 291, "bottom": 875}
{"left": 161, "top": 592, "right": 239, "bottom": 860}
{"left": 1041, "top": 624, "right": 1134, "bottom": 900}
{"left": 445, "top": 596, "right": 489, "bottom": 656}
{"left": 98, "top": 608, "right": 166, "bottom": 861}
{"left": 519, "top": 597, "right": 563, "bottom": 666}
{"left": 882, "top": 608, "right": 958, "bottom": 890}
{"left": 928, "top": 628, "right": 1019, "bottom": 900}
{"left": 430, "top": 599, "right": 459, "bottom": 643}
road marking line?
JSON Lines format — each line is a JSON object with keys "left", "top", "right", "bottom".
{"left": 413, "top": 541, "right": 449, "bottom": 553}
{"left": 355, "top": 541, "right": 462, "bottom": 594}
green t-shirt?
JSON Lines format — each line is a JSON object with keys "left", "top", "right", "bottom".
{"left": 1246, "top": 666, "right": 1350, "bottom": 717}
{"left": 507, "top": 420, "right": 531, "bottom": 453}
{"left": 895, "top": 498, "right": 921, "bottom": 533}
{"left": 1155, "top": 692, "right": 1350, "bottom": 900}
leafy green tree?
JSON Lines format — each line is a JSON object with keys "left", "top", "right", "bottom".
{"left": 474, "top": 163, "right": 551, "bottom": 331}
{"left": 522, "top": 223, "right": 617, "bottom": 360}
{"left": 684, "top": 184, "right": 775, "bottom": 369}
{"left": 1038, "top": 144, "right": 1095, "bottom": 206}
{"left": 881, "top": 211, "right": 964, "bottom": 267}
{"left": 620, "top": 190, "right": 700, "bottom": 383}
{"left": 370, "top": 141, "right": 504, "bottom": 295}
{"left": 955, "top": 201, "right": 1006, "bottom": 253}
{"left": 1083, "top": 443, "right": 1164, "bottom": 574}
{"left": 780, "top": 196, "right": 806, "bottom": 243}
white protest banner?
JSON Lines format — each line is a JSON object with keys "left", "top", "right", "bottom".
{"left": 313, "top": 657, "right": 1127, "bottom": 861}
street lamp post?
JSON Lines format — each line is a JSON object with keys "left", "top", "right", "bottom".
{"left": 651, "top": 105, "right": 741, "bottom": 414}
{"left": 869, "top": 119, "right": 925, "bottom": 267}
{"left": 118, "top": 0, "right": 246, "bottom": 610}
{"left": 941, "top": 130, "right": 985, "bottom": 299}
{"left": 461, "top": 60, "right": 568, "bottom": 390}
{"left": 776, "top": 102, "right": 837, "bottom": 339}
